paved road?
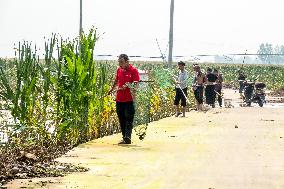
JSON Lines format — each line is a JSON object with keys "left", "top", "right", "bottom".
{"left": 5, "top": 89, "right": 284, "bottom": 189}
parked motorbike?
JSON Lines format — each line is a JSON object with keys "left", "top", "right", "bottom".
{"left": 243, "top": 81, "right": 266, "bottom": 107}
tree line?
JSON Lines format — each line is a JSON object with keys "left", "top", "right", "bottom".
{"left": 257, "top": 43, "right": 284, "bottom": 64}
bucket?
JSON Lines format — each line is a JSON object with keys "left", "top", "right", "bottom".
{"left": 224, "top": 98, "right": 232, "bottom": 108}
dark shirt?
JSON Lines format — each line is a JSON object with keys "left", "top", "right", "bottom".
{"left": 238, "top": 73, "right": 246, "bottom": 80}
{"left": 206, "top": 73, "right": 218, "bottom": 82}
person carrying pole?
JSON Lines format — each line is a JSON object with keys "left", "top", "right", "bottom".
{"left": 173, "top": 61, "right": 189, "bottom": 117}
{"left": 192, "top": 64, "right": 206, "bottom": 111}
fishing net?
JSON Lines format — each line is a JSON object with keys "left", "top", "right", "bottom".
{"left": 125, "top": 79, "right": 153, "bottom": 140}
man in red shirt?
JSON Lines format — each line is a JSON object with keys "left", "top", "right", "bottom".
{"left": 108, "top": 54, "right": 140, "bottom": 144}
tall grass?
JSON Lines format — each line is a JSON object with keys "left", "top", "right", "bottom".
{"left": 55, "top": 28, "right": 111, "bottom": 145}
{"left": 0, "top": 28, "right": 113, "bottom": 148}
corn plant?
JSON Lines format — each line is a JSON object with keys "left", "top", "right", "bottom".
{"left": 53, "top": 28, "right": 112, "bottom": 145}
{"left": 0, "top": 42, "right": 40, "bottom": 128}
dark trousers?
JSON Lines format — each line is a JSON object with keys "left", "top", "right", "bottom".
{"left": 116, "top": 101, "right": 135, "bottom": 140}
{"left": 215, "top": 88, "right": 222, "bottom": 107}
{"left": 205, "top": 85, "right": 216, "bottom": 106}
{"left": 194, "top": 86, "right": 204, "bottom": 104}
{"left": 239, "top": 81, "right": 244, "bottom": 93}
{"left": 174, "top": 87, "right": 188, "bottom": 106}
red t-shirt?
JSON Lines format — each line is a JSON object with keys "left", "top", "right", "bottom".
{"left": 116, "top": 64, "right": 140, "bottom": 102}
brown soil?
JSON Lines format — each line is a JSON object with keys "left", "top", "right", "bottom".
{"left": 4, "top": 89, "right": 284, "bottom": 189}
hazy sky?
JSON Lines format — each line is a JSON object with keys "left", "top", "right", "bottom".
{"left": 1, "top": 0, "right": 284, "bottom": 61}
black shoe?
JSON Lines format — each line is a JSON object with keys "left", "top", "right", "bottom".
{"left": 175, "top": 112, "right": 182, "bottom": 117}
{"left": 124, "top": 137, "right": 131, "bottom": 144}
{"left": 118, "top": 139, "right": 126, "bottom": 144}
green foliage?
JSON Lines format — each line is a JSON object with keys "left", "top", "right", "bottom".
{"left": 1, "top": 28, "right": 284, "bottom": 155}
{"left": 257, "top": 43, "right": 284, "bottom": 64}
{"left": 199, "top": 63, "right": 284, "bottom": 90}
{"left": 53, "top": 28, "right": 113, "bottom": 145}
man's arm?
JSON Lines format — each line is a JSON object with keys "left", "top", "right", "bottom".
{"left": 204, "top": 74, "right": 208, "bottom": 84}
{"left": 191, "top": 75, "right": 197, "bottom": 91}
{"left": 108, "top": 79, "right": 118, "bottom": 95}
{"left": 172, "top": 73, "right": 179, "bottom": 84}
{"left": 192, "top": 75, "right": 196, "bottom": 85}
{"left": 219, "top": 74, "right": 223, "bottom": 83}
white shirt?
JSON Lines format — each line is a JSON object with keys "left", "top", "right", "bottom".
{"left": 176, "top": 70, "right": 189, "bottom": 89}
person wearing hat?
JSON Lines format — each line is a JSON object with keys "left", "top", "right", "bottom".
{"left": 173, "top": 61, "right": 189, "bottom": 117}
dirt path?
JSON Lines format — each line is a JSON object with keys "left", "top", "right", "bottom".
{"left": 5, "top": 89, "right": 284, "bottom": 189}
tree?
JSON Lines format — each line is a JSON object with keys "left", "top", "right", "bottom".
{"left": 257, "top": 43, "right": 273, "bottom": 64}
{"left": 273, "top": 45, "right": 282, "bottom": 64}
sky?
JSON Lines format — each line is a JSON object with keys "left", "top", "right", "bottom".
{"left": 1, "top": 0, "right": 284, "bottom": 61}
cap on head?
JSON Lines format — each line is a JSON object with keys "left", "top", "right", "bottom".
{"left": 178, "top": 61, "right": 185, "bottom": 66}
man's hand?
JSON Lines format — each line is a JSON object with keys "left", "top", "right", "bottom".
{"left": 117, "top": 84, "right": 127, "bottom": 91}
{"left": 132, "top": 93, "right": 136, "bottom": 102}
{"left": 107, "top": 89, "right": 113, "bottom": 95}
{"left": 108, "top": 79, "right": 118, "bottom": 95}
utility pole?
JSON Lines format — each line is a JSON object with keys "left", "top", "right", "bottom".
{"left": 168, "top": 0, "right": 174, "bottom": 68}
{"left": 79, "top": 0, "right": 83, "bottom": 36}
{"left": 78, "top": 0, "right": 83, "bottom": 52}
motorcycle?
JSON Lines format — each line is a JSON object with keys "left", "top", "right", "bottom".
{"left": 243, "top": 81, "right": 266, "bottom": 107}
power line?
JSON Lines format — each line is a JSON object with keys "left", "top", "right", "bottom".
{"left": 94, "top": 53, "right": 284, "bottom": 59}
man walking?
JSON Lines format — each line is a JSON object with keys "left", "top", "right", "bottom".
{"left": 192, "top": 64, "right": 206, "bottom": 111}
{"left": 205, "top": 68, "right": 218, "bottom": 108}
{"left": 173, "top": 61, "right": 189, "bottom": 117}
{"left": 213, "top": 69, "right": 223, "bottom": 107}
{"left": 108, "top": 54, "right": 140, "bottom": 144}
{"left": 237, "top": 69, "right": 246, "bottom": 98}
